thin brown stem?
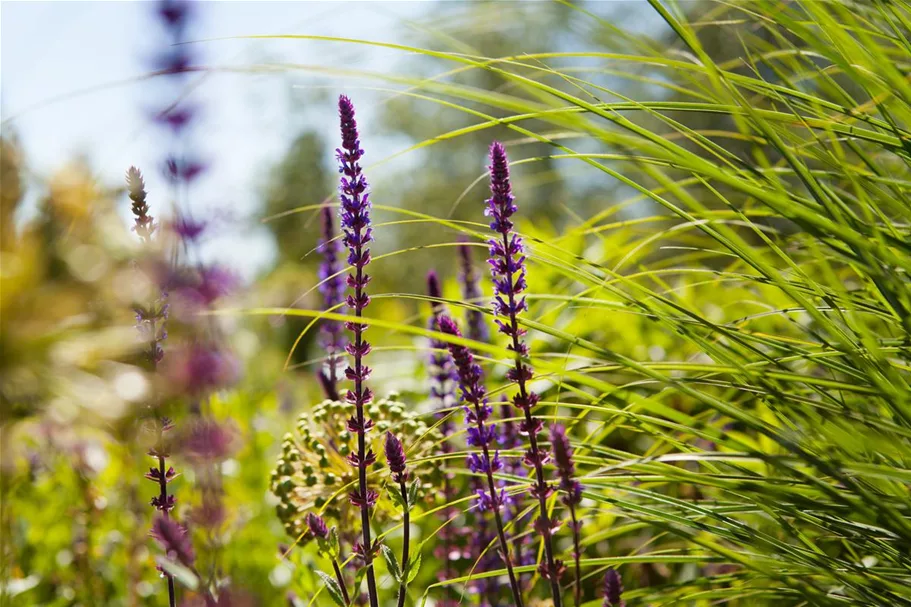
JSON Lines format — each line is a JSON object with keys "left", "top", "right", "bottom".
{"left": 332, "top": 559, "right": 351, "bottom": 606}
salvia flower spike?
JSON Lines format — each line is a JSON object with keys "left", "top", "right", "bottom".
{"left": 336, "top": 94, "right": 380, "bottom": 607}
{"left": 384, "top": 432, "right": 412, "bottom": 607}
{"left": 602, "top": 568, "right": 625, "bottom": 607}
{"left": 318, "top": 205, "right": 348, "bottom": 399}
{"left": 127, "top": 168, "right": 177, "bottom": 606}
{"left": 552, "top": 424, "right": 584, "bottom": 606}
{"left": 458, "top": 241, "right": 489, "bottom": 343}
{"left": 439, "top": 315, "right": 525, "bottom": 607}
{"left": 485, "top": 141, "right": 563, "bottom": 604}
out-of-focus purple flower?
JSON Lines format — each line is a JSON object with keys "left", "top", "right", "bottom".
{"left": 151, "top": 514, "right": 195, "bottom": 567}
{"left": 155, "top": 106, "right": 198, "bottom": 133}
{"left": 170, "top": 215, "right": 207, "bottom": 242}
{"left": 164, "top": 156, "right": 208, "bottom": 184}
{"left": 183, "top": 418, "right": 236, "bottom": 462}
{"left": 603, "top": 568, "right": 625, "bottom": 607}
{"left": 157, "top": 0, "right": 193, "bottom": 30}
{"left": 306, "top": 513, "right": 329, "bottom": 539}
{"left": 458, "top": 241, "right": 488, "bottom": 343}
{"left": 191, "top": 495, "right": 226, "bottom": 530}
{"left": 426, "top": 271, "right": 457, "bottom": 411}
{"left": 171, "top": 265, "right": 238, "bottom": 311}
{"left": 551, "top": 425, "right": 582, "bottom": 507}
{"left": 384, "top": 432, "right": 408, "bottom": 484}
{"left": 317, "top": 206, "right": 347, "bottom": 399}
{"left": 164, "top": 343, "right": 240, "bottom": 396}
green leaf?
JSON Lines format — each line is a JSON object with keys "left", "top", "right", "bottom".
{"left": 406, "top": 551, "right": 422, "bottom": 584}
{"left": 387, "top": 485, "right": 406, "bottom": 511}
{"left": 381, "top": 544, "right": 402, "bottom": 583}
{"left": 316, "top": 570, "right": 346, "bottom": 607}
{"left": 407, "top": 480, "right": 419, "bottom": 510}
{"left": 155, "top": 557, "right": 199, "bottom": 591}
{"left": 329, "top": 527, "right": 340, "bottom": 559}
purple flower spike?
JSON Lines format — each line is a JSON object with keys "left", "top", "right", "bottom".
{"left": 337, "top": 95, "right": 379, "bottom": 607}
{"left": 439, "top": 316, "right": 525, "bottom": 607}
{"left": 458, "top": 241, "right": 489, "bottom": 343}
{"left": 485, "top": 142, "right": 563, "bottom": 602}
{"left": 551, "top": 425, "right": 582, "bottom": 507}
{"left": 603, "top": 568, "right": 625, "bottom": 607}
{"left": 384, "top": 432, "right": 408, "bottom": 484}
{"left": 552, "top": 424, "right": 584, "bottom": 606}
{"left": 317, "top": 206, "right": 348, "bottom": 399}
{"left": 306, "top": 513, "right": 330, "bottom": 539}
{"left": 151, "top": 514, "right": 195, "bottom": 568}
{"left": 426, "top": 271, "right": 457, "bottom": 409}
{"left": 127, "top": 167, "right": 156, "bottom": 243}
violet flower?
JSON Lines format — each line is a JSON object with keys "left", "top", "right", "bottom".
{"left": 336, "top": 94, "right": 380, "bottom": 607}
{"left": 147, "top": 417, "right": 178, "bottom": 606}
{"left": 602, "top": 568, "right": 625, "bottom": 607}
{"left": 151, "top": 514, "right": 195, "bottom": 568}
{"left": 551, "top": 424, "right": 583, "bottom": 606}
{"left": 458, "top": 241, "right": 488, "bottom": 343}
{"left": 439, "top": 315, "right": 525, "bottom": 607}
{"left": 307, "top": 513, "right": 351, "bottom": 606}
{"left": 317, "top": 206, "right": 348, "bottom": 400}
{"left": 485, "top": 141, "right": 563, "bottom": 602}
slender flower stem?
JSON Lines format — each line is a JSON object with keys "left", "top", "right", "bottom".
{"left": 440, "top": 317, "right": 525, "bottom": 607}
{"left": 396, "top": 480, "right": 410, "bottom": 607}
{"left": 157, "top": 457, "right": 177, "bottom": 607}
{"left": 570, "top": 505, "right": 581, "bottom": 607}
{"left": 331, "top": 560, "right": 351, "bottom": 606}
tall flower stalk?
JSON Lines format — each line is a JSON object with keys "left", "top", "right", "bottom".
{"left": 336, "top": 95, "right": 379, "bottom": 607}
{"left": 317, "top": 206, "right": 348, "bottom": 400}
{"left": 552, "top": 424, "right": 583, "bottom": 607}
{"left": 484, "top": 141, "right": 563, "bottom": 605}
{"left": 425, "top": 271, "right": 461, "bottom": 600}
{"left": 128, "top": 167, "right": 177, "bottom": 607}
{"left": 384, "top": 432, "right": 411, "bottom": 607}
{"left": 439, "top": 316, "right": 525, "bottom": 607}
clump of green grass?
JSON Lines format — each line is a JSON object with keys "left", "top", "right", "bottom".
{"left": 256, "top": 1, "right": 911, "bottom": 605}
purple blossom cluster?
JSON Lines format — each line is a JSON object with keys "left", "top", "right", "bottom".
{"left": 439, "top": 316, "right": 525, "bottom": 607}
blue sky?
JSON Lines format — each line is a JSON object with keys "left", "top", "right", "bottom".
{"left": 1, "top": 1, "right": 431, "bottom": 278}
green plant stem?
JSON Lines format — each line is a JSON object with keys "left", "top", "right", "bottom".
{"left": 569, "top": 503, "right": 581, "bottom": 607}
{"left": 396, "top": 480, "right": 410, "bottom": 607}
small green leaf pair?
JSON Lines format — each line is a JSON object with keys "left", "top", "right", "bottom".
{"left": 381, "top": 544, "right": 422, "bottom": 584}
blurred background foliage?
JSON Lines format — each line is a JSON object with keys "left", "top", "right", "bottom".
{"left": 6, "top": 0, "right": 911, "bottom": 605}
